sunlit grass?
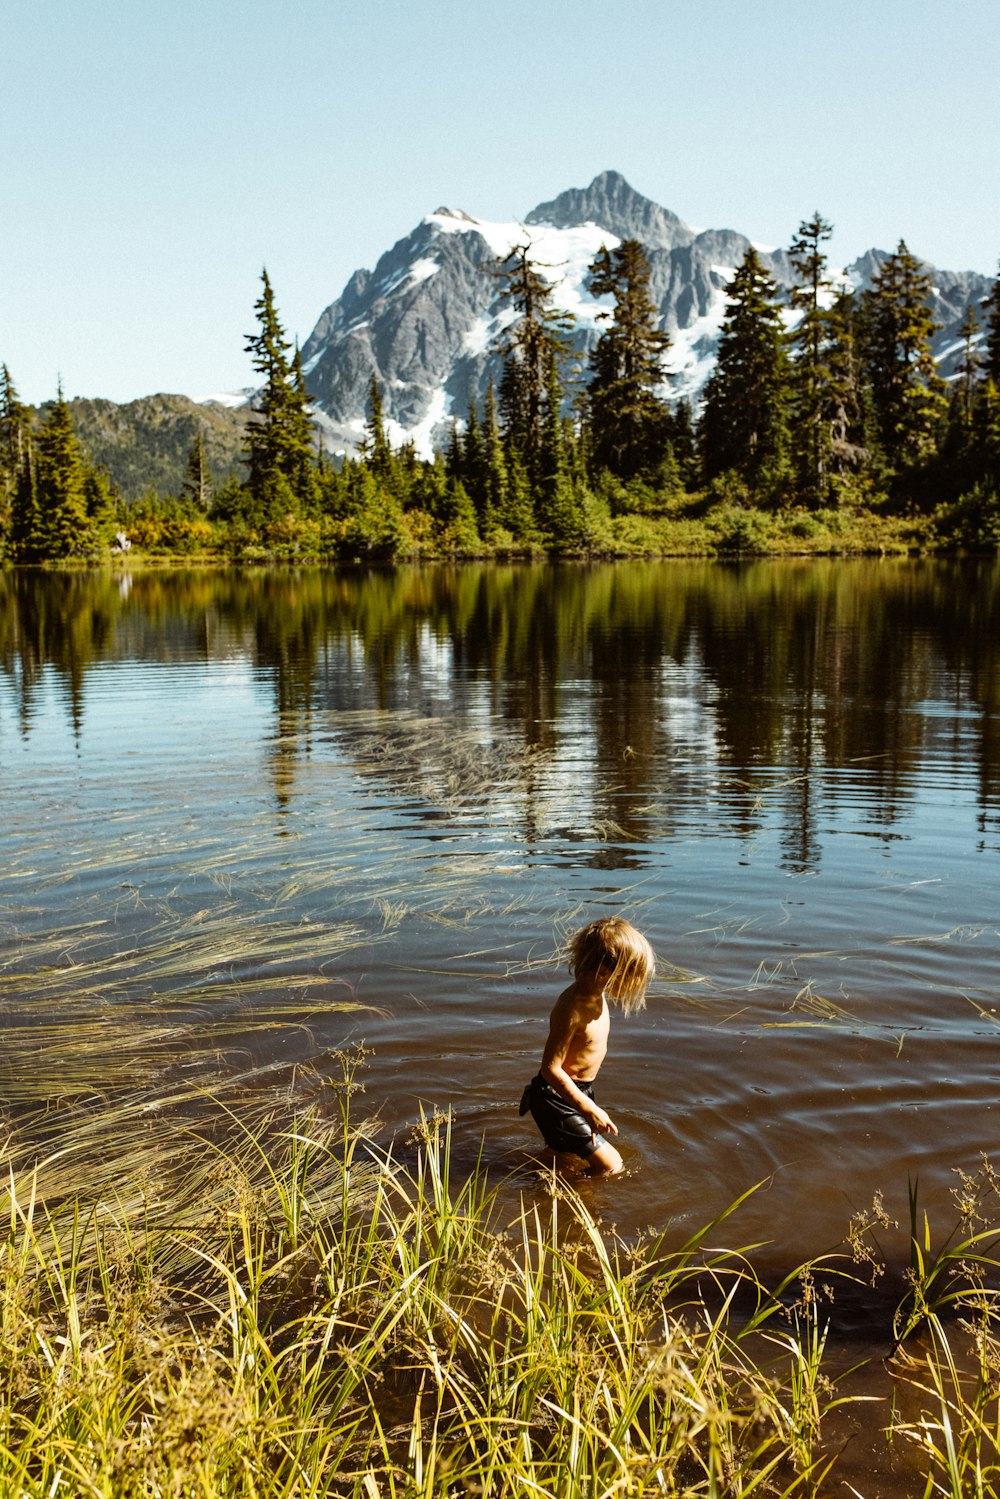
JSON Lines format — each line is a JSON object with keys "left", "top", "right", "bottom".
{"left": 0, "top": 1079, "right": 854, "bottom": 1498}
{"left": 2, "top": 1051, "right": 1000, "bottom": 1497}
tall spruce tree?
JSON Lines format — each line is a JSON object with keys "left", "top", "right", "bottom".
{"left": 34, "top": 386, "right": 91, "bottom": 558}
{"left": 492, "top": 240, "right": 573, "bottom": 485}
{"left": 787, "top": 213, "right": 835, "bottom": 503}
{"left": 585, "top": 238, "right": 671, "bottom": 480}
{"left": 362, "top": 374, "right": 394, "bottom": 479}
{"left": 244, "top": 269, "right": 315, "bottom": 518}
{"left": 698, "top": 248, "right": 791, "bottom": 497}
{"left": 861, "top": 241, "right": 946, "bottom": 470}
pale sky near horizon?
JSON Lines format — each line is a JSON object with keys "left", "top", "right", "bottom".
{"left": 3, "top": 0, "right": 998, "bottom": 407}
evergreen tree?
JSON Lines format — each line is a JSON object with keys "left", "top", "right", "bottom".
{"left": 289, "top": 345, "right": 320, "bottom": 510}
{"left": 698, "top": 248, "right": 792, "bottom": 497}
{"left": 861, "top": 241, "right": 946, "bottom": 470}
{"left": 35, "top": 386, "right": 91, "bottom": 558}
{"left": 955, "top": 303, "right": 982, "bottom": 429}
{"left": 787, "top": 213, "right": 835, "bottom": 503}
{"left": 1, "top": 366, "right": 34, "bottom": 557}
{"left": 482, "top": 382, "right": 515, "bottom": 539}
{"left": 361, "top": 373, "right": 394, "bottom": 479}
{"left": 536, "top": 349, "right": 581, "bottom": 546}
{"left": 444, "top": 418, "right": 463, "bottom": 482}
{"left": 244, "top": 269, "right": 315, "bottom": 518}
{"left": 585, "top": 239, "right": 671, "bottom": 480}
{"left": 492, "top": 240, "right": 573, "bottom": 483}
{"left": 983, "top": 263, "right": 1000, "bottom": 385}
{"left": 181, "top": 429, "right": 213, "bottom": 510}
{"left": 340, "top": 462, "right": 407, "bottom": 558}
{"left": 824, "top": 289, "right": 874, "bottom": 479}
{"left": 0, "top": 365, "right": 30, "bottom": 480}
{"left": 461, "top": 397, "right": 489, "bottom": 530}
{"left": 438, "top": 477, "right": 480, "bottom": 552}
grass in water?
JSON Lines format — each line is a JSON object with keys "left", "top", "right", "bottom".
{"left": 3, "top": 1056, "right": 1000, "bottom": 1498}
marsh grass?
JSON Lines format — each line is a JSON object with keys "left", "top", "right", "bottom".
{"left": 3, "top": 1063, "right": 1000, "bottom": 1499}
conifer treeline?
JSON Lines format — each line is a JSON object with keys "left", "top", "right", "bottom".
{"left": 3, "top": 222, "right": 1000, "bottom": 562}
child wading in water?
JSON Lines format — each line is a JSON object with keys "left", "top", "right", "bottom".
{"left": 521, "top": 917, "right": 655, "bottom": 1175}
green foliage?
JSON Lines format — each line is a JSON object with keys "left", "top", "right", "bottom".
{"left": 182, "top": 428, "right": 213, "bottom": 511}
{"left": 8, "top": 1077, "right": 1000, "bottom": 1498}
{"left": 244, "top": 269, "right": 318, "bottom": 519}
{"left": 585, "top": 238, "right": 671, "bottom": 480}
{"left": 934, "top": 481, "right": 1000, "bottom": 550}
{"left": 1, "top": 365, "right": 34, "bottom": 562}
{"left": 493, "top": 239, "right": 574, "bottom": 487}
{"left": 699, "top": 248, "right": 792, "bottom": 500}
{"left": 787, "top": 213, "right": 838, "bottom": 505}
{"left": 33, "top": 389, "right": 95, "bottom": 560}
{"left": 983, "top": 262, "right": 1000, "bottom": 385}
{"left": 862, "top": 240, "right": 947, "bottom": 475}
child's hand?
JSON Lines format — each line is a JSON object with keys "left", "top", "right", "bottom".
{"left": 589, "top": 1104, "right": 618, "bottom": 1136}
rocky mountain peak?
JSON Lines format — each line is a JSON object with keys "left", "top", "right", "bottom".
{"left": 525, "top": 169, "right": 695, "bottom": 251}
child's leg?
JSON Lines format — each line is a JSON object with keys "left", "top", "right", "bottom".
{"left": 588, "top": 1140, "right": 623, "bottom": 1174}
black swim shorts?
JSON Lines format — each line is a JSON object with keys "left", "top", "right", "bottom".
{"left": 520, "top": 1073, "right": 607, "bottom": 1159}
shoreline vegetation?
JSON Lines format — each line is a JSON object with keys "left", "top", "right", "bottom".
{"left": 5, "top": 1049, "right": 1000, "bottom": 1497}
{"left": 3, "top": 224, "right": 1000, "bottom": 568}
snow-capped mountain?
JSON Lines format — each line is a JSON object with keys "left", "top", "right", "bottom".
{"left": 298, "top": 171, "right": 992, "bottom": 457}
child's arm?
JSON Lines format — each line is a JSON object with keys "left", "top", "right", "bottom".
{"left": 540, "top": 1003, "right": 618, "bottom": 1137}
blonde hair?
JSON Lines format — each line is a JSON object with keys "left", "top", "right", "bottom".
{"left": 566, "top": 917, "right": 655, "bottom": 1015}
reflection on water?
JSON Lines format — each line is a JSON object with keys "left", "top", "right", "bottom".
{"left": 2, "top": 559, "right": 1000, "bottom": 1265}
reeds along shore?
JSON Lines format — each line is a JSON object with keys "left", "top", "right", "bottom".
{"left": 4, "top": 1058, "right": 1000, "bottom": 1499}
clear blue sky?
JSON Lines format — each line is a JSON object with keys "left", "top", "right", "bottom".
{"left": 3, "top": 0, "right": 997, "bottom": 407}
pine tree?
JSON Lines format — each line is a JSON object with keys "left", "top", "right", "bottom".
{"left": 444, "top": 419, "right": 463, "bottom": 481}
{"left": 289, "top": 345, "right": 320, "bottom": 510}
{"left": 244, "top": 269, "right": 315, "bottom": 518}
{"left": 698, "top": 248, "right": 792, "bottom": 497}
{"left": 492, "top": 240, "right": 573, "bottom": 484}
{"left": 585, "top": 239, "right": 671, "bottom": 480}
{"left": 461, "top": 398, "right": 489, "bottom": 530}
{"left": 983, "top": 263, "right": 1000, "bottom": 385}
{"left": 536, "top": 349, "right": 581, "bottom": 547}
{"left": 824, "top": 289, "right": 874, "bottom": 482}
{"left": 1, "top": 366, "right": 34, "bottom": 557}
{"left": 861, "top": 241, "right": 946, "bottom": 470}
{"left": 35, "top": 386, "right": 91, "bottom": 558}
{"left": 956, "top": 303, "right": 982, "bottom": 429}
{"left": 361, "top": 373, "right": 394, "bottom": 479}
{"left": 482, "top": 382, "right": 514, "bottom": 539}
{"left": 182, "top": 429, "right": 213, "bottom": 510}
{"left": 787, "top": 213, "right": 835, "bottom": 503}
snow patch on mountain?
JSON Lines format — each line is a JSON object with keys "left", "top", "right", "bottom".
{"left": 199, "top": 388, "right": 253, "bottom": 409}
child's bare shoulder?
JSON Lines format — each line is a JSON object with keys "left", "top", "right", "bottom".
{"left": 549, "top": 981, "right": 590, "bottom": 1027}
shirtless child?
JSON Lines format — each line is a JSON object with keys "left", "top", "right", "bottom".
{"left": 521, "top": 917, "right": 655, "bottom": 1174}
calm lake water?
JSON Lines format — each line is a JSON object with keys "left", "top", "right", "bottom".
{"left": 2, "top": 560, "right": 999, "bottom": 1282}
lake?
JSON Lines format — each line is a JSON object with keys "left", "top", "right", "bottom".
{"left": 2, "top": 559, "right": 999, "bottom": 1286}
